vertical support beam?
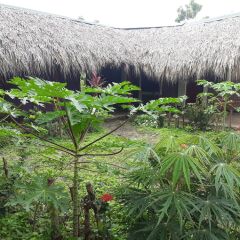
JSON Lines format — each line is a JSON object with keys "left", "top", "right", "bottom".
{"left": 227, "top": 68, "right": 232, "bottom": 81}
{"left": 178, "top": 80, "right": 187, "bottom": 97}
{"left": 138, "top": 75, "right": 142, "bottom": 100}
{"left": 159, "top": 80, "right": 163, "bottom": 97}
{"left": 121, "top": 64, "right": 127, "bottom": 82}
{"left": 202, "top": 85, "right": 208, "bottom": 107}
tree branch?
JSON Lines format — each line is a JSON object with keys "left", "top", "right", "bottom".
{"left": 75, "top": 160, "right": 127, "bottom": 170}
{"left": 10, "top": 116, "right": 75, "bottom": 154}
{"left": 79, "top": 167, "right": 99, "bottom": 173}
{"left": 64, "top": 104, "right": 78, "bottom": 151}
{"left": 38, "top": 143, "right": 75, "bottom": 156}
{"left": 78, "top": 147, "right": 123, "bottom": 157}
{"left": 78, "top": 116, "right": 132, "bottom": 152}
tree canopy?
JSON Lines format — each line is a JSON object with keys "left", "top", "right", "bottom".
{"left": 175, "top": 0, "right": 202, "bottom": 23}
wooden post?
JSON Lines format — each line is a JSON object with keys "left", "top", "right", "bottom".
{"left": 121, "top": 64, "right": 127, "bottom": 82}
{"left": 138, "top": 75, "right": 142, "bottom": 100}
{"left": 202, "top": 85, "right": 208, "bottom": 107}
{"left": 159, "top": 80, "right": 163, "bottom": 97}
{"left": 178, "top": 80, "right": 187, "bottom": 97}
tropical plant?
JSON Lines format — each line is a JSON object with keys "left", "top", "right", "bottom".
{"left": 0, "top": 76, "right": 139, "bottom": 238}
{"left": 186, "top": 92, "right": 219, "bottom": 130}
{"left": 197, "top": 80, "right": 240, "bottom": 129}
{"left": 118, "top": 131, "right": 240, "bottom": 240}
{"left": 134, "top": 96, "right": 186, "bottom": 128}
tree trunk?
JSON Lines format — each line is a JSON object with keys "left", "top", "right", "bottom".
{"left": 47, "top": 178, "right": 63, "bottom": 240}
{"left": 49, "top": 203, "right": 63, "bottom": 240}
{"left": 223, "top": 98, "right": 227, "bottom": 129}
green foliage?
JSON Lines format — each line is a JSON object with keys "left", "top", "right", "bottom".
{"left": 133, "top": 96, "right": 186, "bottom": 128}
{"left": 186, "top": 93, "right": 219, "bottom": 130}
{"left": 196, "top": 80, "right": 240, "bottom": 129}
{"left": 8, "top": 176, "right": 69, "bottom": 212}
{"left": 175, "top": 0, "right": 202, "bottom": 23}
{"left": 0, "top": 76, "right": 139, "bottom": 238}
{"left": 118, "top": 130, "right": 240, "bottom": 240}
{"left": 0, "top": 212, "right": 45, "bottom": 240}
{"left": 134, "top": 114, "right": 159, "bottom": 128}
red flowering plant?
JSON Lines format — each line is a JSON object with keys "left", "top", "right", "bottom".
{"left": 94, "top": 193, "right": 113, "bottom": 238}
{"left": 96, "top": 193, "right": 113, "bottom": 214}
{"left": 88, "top": 72, "right": 105, "bottom": 88}
{"left": 100, "top": 193, "right": 113, "bottom": 202}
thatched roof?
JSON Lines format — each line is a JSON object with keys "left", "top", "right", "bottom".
{"left": 1, "top": 4, "right": 240, "bottom": 82}
{"left": 124, "top": 14, "right": 240, "bottom": 82}
{"left": 0, "top": 4, "right": 138, "bottom": 81}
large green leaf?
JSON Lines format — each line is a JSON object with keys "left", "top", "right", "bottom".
{"left": 35, "top": 110, "right": 65, "bottom": 124}
{"left": 160, "top": 152, "right": 206, "bottom": 190}
{"left": 7, "top": 77, "right": 73, "bottom": 104}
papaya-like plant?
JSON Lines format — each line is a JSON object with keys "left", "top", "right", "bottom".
{"left": 0, "top": 76, "right": 139, "bottom": 238}
{"left": 134, "top": 96, "right": 186, "bottom": 128}
{"left": 197, "top": 80, "right": 240, "bottom": 129}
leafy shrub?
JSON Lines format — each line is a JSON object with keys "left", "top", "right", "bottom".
{"left": 134, "top": 114, "right": 159, "bottom": 128}
{"left": 118, "top": 131, "right": 240, "bottom": 240}
{"left": 185, "top": 98, "right": 219, "bottom": 130}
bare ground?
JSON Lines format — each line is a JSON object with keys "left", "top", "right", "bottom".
{"left": 103, "top": 118, "right": 160, "bottom": 144}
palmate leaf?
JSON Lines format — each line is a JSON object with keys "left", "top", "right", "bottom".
{"left": 103, "top": 81, "right": 140, "bottom": 95}
{"left": 35, "top": 110, "right": 65, "bottom": 124}
{"left": 128, "top": 166, "right": 160, "bottom": 188}
{"left": 137, "top": 98, "right": 182, "bottom": 114}
{"left": 220, "top": 131, "right": 240, "bottom": 152}
{"left": 210, "top": 162, "right": 240, "bottom": 198}
{"left": 155, "top": 135, "right": 180, "bottom": 154}
{"left": 197, "top": 79, "right": 214, "bottom": 88}
{"left": 197, "top": 196, "right": 240, "bottom": 230}
{"left": 184, "top": 145, "right": 210, "bottom": 164}
{"left": 120, "top": 188, "right": 151, "bottom": 219}
{"left": 7, "top": 77, "right": 73, "bottom": 104}
{"left": 98, "top": 95, "right": 138, "bottom": 108}
{"left": 122, "top": 187, "right": 199, "bottom": 235}
{"left": 8, "top": 176, "right": 69, "bottom": 212}
{"left": 148, "top": 190, "right": 200, "bottom": 231}
{"left": 185, "top": 227, "right": 229, "bottom": 240}
{"left": 84, "top": 81, "right": 140, "bottom": 95}
{"left": 198, "top": 136, "right": 222, "bottom": 157}
{"left": 159, "top": 152, "right": 205, "bottom": 190}
{"left": 66, "top": 105, "right": 102, "bottom": 138}
{"left": 128, "top": 219, "right": 182, "bottom": 240}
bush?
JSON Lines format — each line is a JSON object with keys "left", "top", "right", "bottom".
{"left": 185, "top": 96, "right": 219, "bottom": 130}
{"left": 134, "top": 114, "right": 159, "bottom": 128}
{"left": 118, "top": 131, "right": 240, "bottom": 240}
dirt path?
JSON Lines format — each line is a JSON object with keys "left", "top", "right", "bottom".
{"left": 103, "top": 118, "right": 160, "bottom": 144}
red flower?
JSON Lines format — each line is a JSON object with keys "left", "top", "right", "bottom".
{"left": 100, "top": 193, "right": 113, "bottom": 202}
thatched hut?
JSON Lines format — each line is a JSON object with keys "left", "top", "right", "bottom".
{"left": 0, "top": 4, "right": 138, "bottom": 89}
{"left": 1, "top": 4, "right": 240, "bottom": 100}
{"left": 123, "top": 14, "right": 240, "bottom": 100}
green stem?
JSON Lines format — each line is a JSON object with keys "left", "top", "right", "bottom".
{"left": 223, "top": 98, "right": 227, "bottom": 129}
{"left": 72, "top": 155, "right": 79, "bottom": 237}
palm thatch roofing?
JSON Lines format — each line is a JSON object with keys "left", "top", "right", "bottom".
{"left": 0, "top": 4, "right": 138, "bottom": 81}
{"left": 0, "top": 4, "right": 240, "bottom": 82}
{"left": 124, "top": 14, "right": 240, "bottom": 82}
